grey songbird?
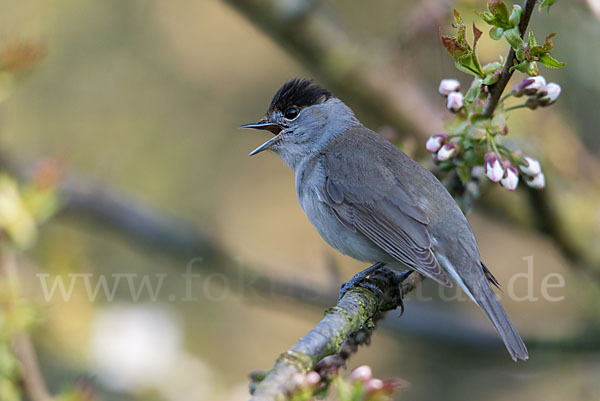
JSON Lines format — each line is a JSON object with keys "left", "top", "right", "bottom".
{"left": 241, "top": 78, "right": 528, "bottom": 361}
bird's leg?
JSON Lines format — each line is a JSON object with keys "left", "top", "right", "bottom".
{"left": 393, "top": 270, "right": 413, "bottom": 316}
{"left": 338, "top": 262, "right": 386, "bottom": 302}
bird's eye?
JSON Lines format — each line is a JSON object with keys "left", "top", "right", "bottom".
{"left": 284, "top": 107, "right": 299, "bottom": 120}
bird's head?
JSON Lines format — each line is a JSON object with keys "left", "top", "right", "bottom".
{"left": 241, "top": 78, "right": 358, "bottom": 169}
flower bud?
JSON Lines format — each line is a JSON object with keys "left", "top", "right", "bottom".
{"left": 350, "top": 365, "right": 372, "bottom": 382}
{"left": 484, "top": 152, "right": 504, "bottom": 183}
{"left": 512, "top": 76, "right": 546, "bottom": 97}
{"left": 519, "top": 156, "right": 542, "bottom": 176}
{"left": 425, "top": 134, "right": 448, "bottom": 152}
{"left": 500, "top": 165, "right": 519, "bottom": 190}
{"left": 538, "top": 82, "right": 561, "bottom": 106}
{"left": 365, "top": 378, "right": 384, "bottom": 392}
{"left": 438, "top": 79, "right": 461, "bottom": 96}
{"left": 512, "top": 78, "right": 533, "bottom": 97}
{"left": 305, "top": 371, "right": 321, "bottom": 386}
{"left": 525, "top": 96, "right": 539, "bottom": 110}
{"left": 446, "top": 92, "right": 464, "bottom": 112}
{"left": 526, "top": 172, "right": 545, "bottom": 189}
{"left": 436, "top": 142, "right": 458, "bottom": 161}
{"left": 291, "top": 373, "right": 306, "bottom": 389}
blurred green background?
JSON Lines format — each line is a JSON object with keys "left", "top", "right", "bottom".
{"left": 1, "top": 0, "right": 600, "bottom": 400}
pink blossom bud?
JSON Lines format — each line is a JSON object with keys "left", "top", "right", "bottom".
{"left": 512, "top": 78, "right": 534, "bottom": 97}
{"left": 426, "top": 134, "right": 448, "bottom": 152}
{"left": 484, "top": 152, "right": 504, "bottom": 182}
{"left": 446, "top": 92, "right": 464, "bottom": 112}
{"left": 436, "top": 142, "right": 458, "bottom": 161}
{"left": 305, "top": 371, "right": 321, "bottom": 386}
{"left": 526, "top": 172, "right": 546, "bottom": 189}
{"left": 350, "top": 365, "right": 373, "bottom": 382}
{"left": 519, "top": 157, "right": 542, "bottom": 176}
{"left": 291, "top": 373, "right": 306, "bottom": 388}
{"left": 365, "top": 378, "right": 384, "bottom": 392}
{"left": 438, "top": 79, "right": 461, "bottom": 96}
{"left": 512, "top": 76, "right": 546, "bottom": 97}
{"left": 500, "top": 165, "right": 519, "bottom": 190}
{"left": 538, "top": 82, "right": 561, "bottom": 106}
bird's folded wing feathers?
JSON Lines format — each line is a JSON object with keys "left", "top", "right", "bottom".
{"left": 320, "top": 159, "right": 451, "bottom": 287}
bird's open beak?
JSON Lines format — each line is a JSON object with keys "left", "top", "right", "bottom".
{"left": 240, "top": 120, "right": 284, "bottom": 156}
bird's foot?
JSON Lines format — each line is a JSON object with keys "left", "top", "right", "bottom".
{"left": 338, "top": 262, "right": 385, "bottom": 302}
{"left": 338, "top": 264, "right": 412, "bottom": 314}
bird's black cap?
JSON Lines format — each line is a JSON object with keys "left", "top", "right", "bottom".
{"left": 268, "top": 78, "right": 332, "bottom": 113}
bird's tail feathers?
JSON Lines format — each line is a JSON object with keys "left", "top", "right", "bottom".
{"left": 473, "top": 280, "right": 529, "bottom": 361}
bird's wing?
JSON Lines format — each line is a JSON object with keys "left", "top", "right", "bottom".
{"left": 318, "top": 139, "right": 451, "bottom": 287}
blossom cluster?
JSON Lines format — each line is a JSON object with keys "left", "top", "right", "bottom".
{"left": 286, "top": 365, "right": 403, "bottom": 401}
{"left": 429, "top": 77, "right": 555, "bottom": 191}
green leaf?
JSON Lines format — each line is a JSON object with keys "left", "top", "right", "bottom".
{"left": 539, "top": 0, "right": 558, "bottom": 13}
{"left": 482, "top": 72, "right": 500, "bottom": 85}
{"left": 523, "top": 32, "right": 565, "bottom": 68}
{"left": 489, "top": 26, "right": 504, "bottom": 40}
{"left": 509, "top": 60, "right": 529, "bottom": 74}
{"left": 509, "top": 4, "right": 522, "bottom": 26}
{"left": 528, "top": 33, "right": 558, "bottom": 58}
{"left": 538, "top": 53, "right": 565, "bottom": 68}
{"left": 527, "top": 61, "right": 539, "bottom": 76}
{"left": 483, "top": 61, "right": 502, "bottom": 74}
{"left": 457, "top": 163, "right": 471, "bottom": 186}
{"left": 527, "top": 30, "right": 537, "bottom": 48}
{"left": 486, "top": 0, "right": 511, "bottom": 28}
{"left": 464, "top": 78, "right": 483, "bottom": 103}
{"left": 440, "top": 11, "right": 485, "bottom": 78}
{"left": 503, "top": 27, "right": 524, "bottom": 51}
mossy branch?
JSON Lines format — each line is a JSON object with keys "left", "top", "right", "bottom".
{"left": 249, "top": 270, "right": 423, "bottom": 401}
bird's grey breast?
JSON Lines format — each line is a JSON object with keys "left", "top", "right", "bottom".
{"left": 295, "top": 155, "right": 390, "bottom": 263}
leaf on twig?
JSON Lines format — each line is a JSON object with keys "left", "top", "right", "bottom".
{"left": 525, "top": 32, "right": 565, "bottom": 68}
{"left": 440, "top": 10, "right": 485, "bottom": 78}
{"left": 539, "top": 0, "right": 559, "bottom": 13}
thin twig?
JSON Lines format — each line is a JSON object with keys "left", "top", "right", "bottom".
{"left": 0, "top": 244, "right": 54, "bottom": 401}
{"left": 482, "top": 0, "right": 537, "bottom": 117}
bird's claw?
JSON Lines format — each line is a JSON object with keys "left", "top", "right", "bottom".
{"left": 338, "top": 262, "right": 385, "bottom": 302}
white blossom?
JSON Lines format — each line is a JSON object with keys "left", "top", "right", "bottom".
{"left": 519, "top": 157, "right": 542, "bottom": 176}
{"left": 426, "top": 134, "right": 447, "bottom": 152}
{"left": 446, "top": 92, "right": 464, "bottom": 112}
{"left": 539, "top": 82, "right": 561, "bottom": 106}
{"left": 501, "top": 166, "right": 519, "bottom": 190}
{"left": 439, "top": 79, "right": 461, "bottom": 96}
{"left": 526, "top": 172, "right": 546, "bottom": 188}
{"left": 484, "top": 152, "right": 504, "bottom": 183}
{"left": 437, "top": 143, "right": 458, "bottom": 161}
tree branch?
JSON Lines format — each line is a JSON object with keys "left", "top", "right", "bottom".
{"left": 482, "top": 0, "right": 537, "bottom": 117}
{"left": 249, "top": 270, "right": 423, "bottom": 401}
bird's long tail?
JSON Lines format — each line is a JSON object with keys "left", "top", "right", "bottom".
{"left": 472, "top": 279, "right": 529, "bottom": 361}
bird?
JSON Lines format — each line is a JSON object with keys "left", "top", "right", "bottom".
{"left": 241, "top": 78, "right": 528, "bottom": 361}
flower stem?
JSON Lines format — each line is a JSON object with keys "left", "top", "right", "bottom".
{"left": 504, "top": 103, "right": 529, "bottom": 112}
{"left": 487, "top": 131, "right": 501, "bottom": 158}
{"left": 499, "top": 92, "right": 513, "bottom": 104}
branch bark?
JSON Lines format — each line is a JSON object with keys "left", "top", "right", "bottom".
{"left": 250, "top": 270, "right": 423, "bottom": 401}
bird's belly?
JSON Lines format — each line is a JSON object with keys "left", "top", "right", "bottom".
{"left": 299, "top": 190, "right": 391, "bottom": 264}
